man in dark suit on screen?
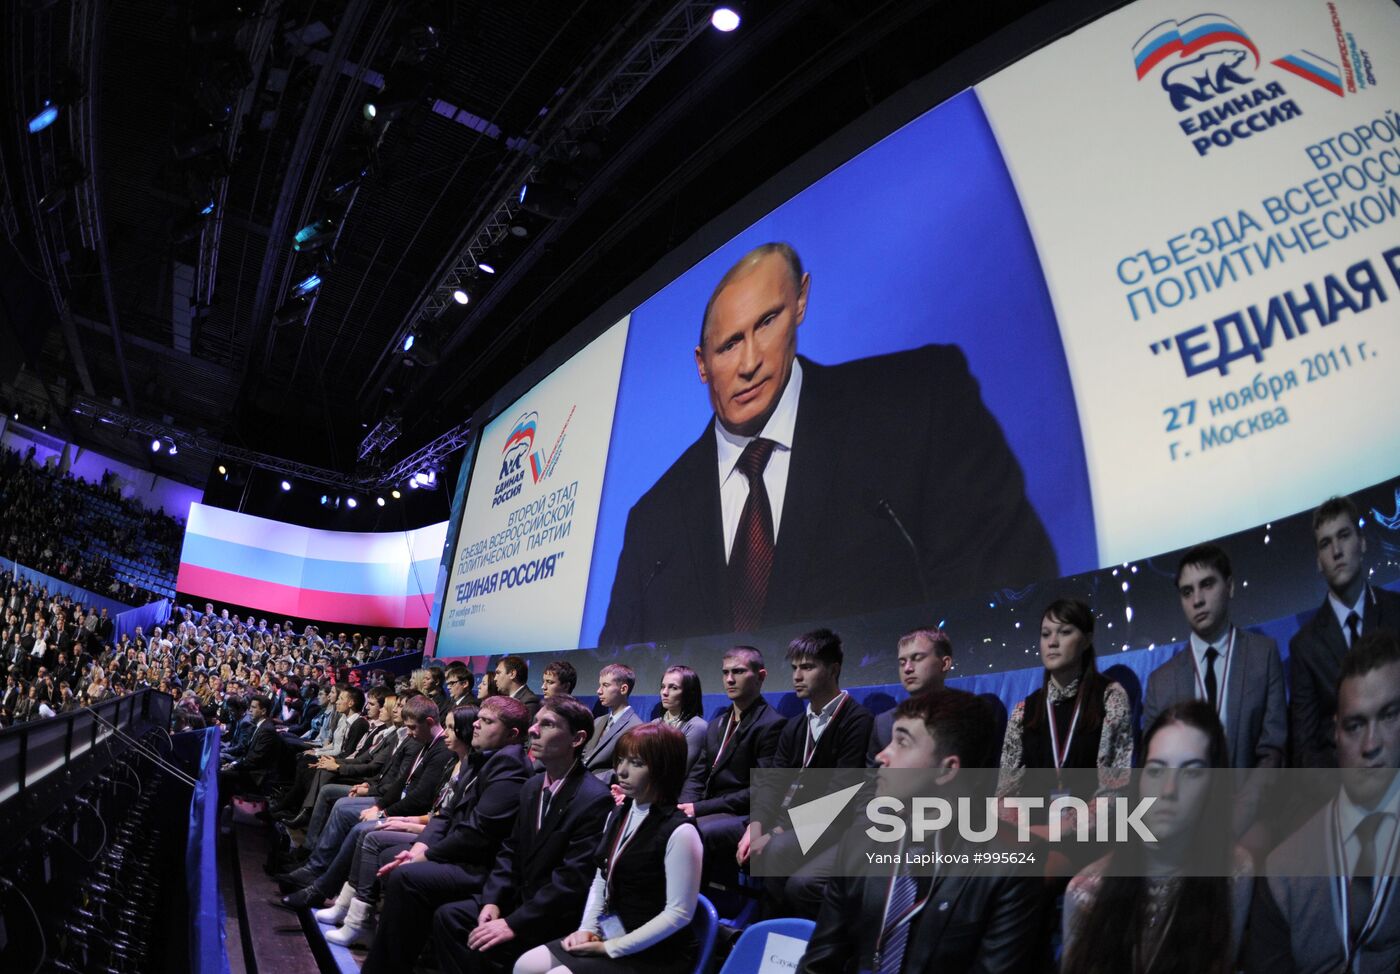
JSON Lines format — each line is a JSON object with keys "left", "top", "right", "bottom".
{"left": 599, "top": 242, "right": 1056, "bottom": 647}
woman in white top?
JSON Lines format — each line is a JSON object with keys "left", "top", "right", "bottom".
{"left": 514, "top": 723, "right": 702, "bottom": 974}
{"left": 650, "top": 665, "right": 707, "bottom": 777}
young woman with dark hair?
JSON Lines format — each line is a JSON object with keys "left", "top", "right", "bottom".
{"left": 1061, "top": 700, "right": 1251, "bottom": 974}
{"left": 514, "top": 723, "right": 702, "bottom": 974}
{"left": 997, "top": 598, "right": 1134, "bottom": 847}
{"left": 650, "top": 665, "right": 707, "bottom": 777}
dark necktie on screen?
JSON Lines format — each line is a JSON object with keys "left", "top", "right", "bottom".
{"left": 1204, "top": 647, "right": 1219, "bottom": 711}
{"left": 1349, "top": 813, "right": 1385, "bottom": 942}
{"left": 729, "top": 438, "right": 777, "bottom": 632}
{"left": 1347, "top": 611, "right": 1362, "bottom": 649}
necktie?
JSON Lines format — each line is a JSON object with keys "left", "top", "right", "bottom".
{"left": 730, "top": 438, "right": 778, "bottom": 632}
{"left": 1347, "top": 611, "right": 1362, "bottom": 649}
{"left": 540, "top": 786, "right": 554, "bottom": 826}
{"left": 1349, "top": 813, "right": 1385, "bottom": 942}
{"left": 876, "top": 871, "right": 920, "bottom": 974}
{"left": 1204, "top": 647, "right": 1219, "bottom": 712}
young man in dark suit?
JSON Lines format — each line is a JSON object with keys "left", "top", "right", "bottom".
{"left": 679, "top": 646, "right": 785, "bottom": 880}
{"left": 598, "top": 242, "right": 1056, "bottom": 647}
{"left": 1141, "top": 544, "right": 1286, "bottom": 843}
{"left": 741, "top": 629, "right": 873, "bottom": 920}
{"left": 581, "top": 663, "right": 642, "bottom": 780}
{"left": 800, "top": 687, "right": 1044, "bottom": 973}
{"left": 494, "top": 655, "right": 540, "bottom": 721}
{"left": 1291, "top": 495, "right": 1400, "bottom": 770}
{"left": 436, "top": 695, "right": 614, "bottom": 974}
{"left": 357, "top": 696, "right": 534, "bottom": 970}
{"left": 867, "top": 627, "right": 954, "bottom": 765}
{"left": 220, "top": 695, "right": 279, "bottom": 798}
{"left": 1247, "top": 631, "right": 1400, "bottom": 973}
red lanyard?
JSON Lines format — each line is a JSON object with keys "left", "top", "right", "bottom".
{"left": 406, "top": 729, "right": 443, "bottom": 781}
{"left": 604, "top": 805, "right": 647, "bottom": 901}
{"left": 713, "top": 709, "right": 742, "bottom": 768}
{"left": 1046, "top": 688, "right": 1084, "bottom": 771}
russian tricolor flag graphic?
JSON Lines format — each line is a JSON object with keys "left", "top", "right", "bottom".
{"left": 1134, "top": 13, "right": 1260, "bottom": 79}
{"left": 1272, "top": 49, "right": 1345, "bottom": 96}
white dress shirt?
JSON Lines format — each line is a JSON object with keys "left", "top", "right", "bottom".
{"left": 1329, "top": 586, "right": 1370, "bottom": 649}
{"left": 714, "top": 359, "right": 803, "bottom": 562}
{"left": 1188, "top": 629, "right": 1234, "bottom": 732}
{"left": 805, "top": 690, "right": 848, "bottom": 746}
{"left": 1337, "top": 771, "right": 1400, "bottom": 878}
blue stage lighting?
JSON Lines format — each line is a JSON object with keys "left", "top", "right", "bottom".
{"left": 402, "top": 333, "right": 415, "bottom": 352}
{"left": 150, "top": 438, "right": 162, "bottom": 452}
{"left": 280, "top": 480, "right": 292, "bottom": 491}
{"left": 28, "top": 103, "right": 60, "bottom": 133}
{"left": 477, "top": 263, "right": 495, "bottom": 275}
{"left": 711, "top": 6, "right": 741, "bottom": 31}
{"left": 292, "top": 273, "right": 322, "bottom": 298}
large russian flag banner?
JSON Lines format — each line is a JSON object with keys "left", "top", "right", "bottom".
{"left": 177, "top": 503, "right": 447, "bottom": 628}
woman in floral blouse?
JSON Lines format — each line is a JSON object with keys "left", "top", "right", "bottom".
{"left": 996, "top": 598, "right": 1133, "bottom": 847}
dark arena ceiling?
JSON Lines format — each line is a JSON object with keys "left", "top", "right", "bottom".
{"left": 1, "top": 0, "right": 1062, "bottom": 493}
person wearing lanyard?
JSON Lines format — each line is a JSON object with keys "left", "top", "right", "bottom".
{"left": 1248, "top": 631, "right": 1400, "bottom": 974}
{"left": 515, "top": 723, "right": 702, "bottom": 974}
{"left": 439, "top": 695, "right": 615, "bottom": 974}
{"left": 739, "top": 629, "right": 874, "bottom": 921}
{"left": 867, "top": 627, "right": 954, "bottom": 766}
{"left": 677, "top": 647, "right": 784, "bottom": 894}
{"left": 1141, "top": 544, "right": 1286, "bottom": 852}
{"left": 1063, "top": 700, "right": 1254, "bottom": 974}
{"left": 996, "top": 599, "right": 1133, "bottom": 858}
{"left": 799, "top": 687, "right": 1044, "bottom": 973}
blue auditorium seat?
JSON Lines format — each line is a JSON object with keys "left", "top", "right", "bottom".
{"left": 717, "top": 917, "right": 816, "bottom": 974}
{"left": 692, "top": 893, "right": 720, "bottom": 974}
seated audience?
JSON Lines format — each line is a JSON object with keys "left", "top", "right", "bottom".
{"left": 494, "top": 655, "right": 541, "bottom": 720}
{"left": 1063, "top": 700, "right": 1253, "bottom": 974}
{"left": 514, "top": 723, "right": 702, "bottom": 974}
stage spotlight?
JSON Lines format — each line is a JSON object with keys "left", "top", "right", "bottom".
{"left": 346, "top": 497, "right": 358, "bottom": 509}
{"left": 217, "top": 464, "right": 227, "bottom": 475}
{"left": 391, "top": 489, "right": 401, "bottom": 499}
{"left": 39, "top": 161, "right": 86, "bottom": 213}
{"left": 451, "top": 289, "right": 469, "bottom": 305}
{"left": 711, "top": 5, "right": 742, "bottom": 31}
{"left": 477, "top": 262, "right": 495, "bottom": 275}
{"left": 151, "top": 438, "right": 162, "bottom": 452}
{"left": 376, "top": 496, "right": 385, "bottom": 507}
{"left": 28, "top": 102, "right": 60, "bottom": 133}
{"left": 517, "top": 180, "right": 574, "bottom": 220}
{"left": 320, "top": 494, "right": 329, "bottom": 505}
{"left": 272, "top": 294, "right": 312, "bottom": 327}
{"left": 168, "top": 442, "right": 178, "bottom": 455}
{"left": 292, "top": 273, "right": 322, "bottom": 299}
{"left": 292, "top": 213, "right": 341, "bottom": 252}
{"left": 280, "top": 480, "right": 292, "bottom": 491}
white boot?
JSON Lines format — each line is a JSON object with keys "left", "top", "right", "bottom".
{"left": 313, "top": 882, "right": 355, "bottom": 927}
{"left": 324, "top": 897, "right": 375, "bottom": 947}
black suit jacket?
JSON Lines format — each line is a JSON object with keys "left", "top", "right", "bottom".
{"left": 800, "top": 826, "right": 1044, "bottom": 974}
{"left": 423, "top": 744, "right": 534, "bottom": 867}
{"left": 369, "top": 733, "right": 421, "bottom": 800}
{"left": 475, "top": 763, "right": 613, "bottom": 944}
{"left": 680, "top": 696, "right": 785, "bottom": 814}
{"left": 599, "top": 346, "right": 1055, "bottom": 646}
{"left": 1289, "top": 585, "right": 1400, "bottom": 767}
{"left": 381, "top": 734, "right": 456, "bottom": 816}
{"left": 752, "top": 695, "right": 873, "bottom": 833}
{"left": 241, "top": 719, "right": 280, "bottom": 786}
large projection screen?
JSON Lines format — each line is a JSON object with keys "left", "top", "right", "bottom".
{"left": 434, "top": 0, "right": 1400, "bottom": 658}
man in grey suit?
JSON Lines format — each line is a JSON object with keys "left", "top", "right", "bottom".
{"left": 866, "top": 626, "right": 953, "bottom": 765}
{"left": 1142, "top": 544, "right": 1286, "bottom": 841}
{"left": 1291, "top": 495, "right": 1400, "bottom": 771}
{"left": 581, "top": 662, "right": 642, "bottom": 781}
{"left": 1246, "top": 631, "right": 1400, "bottom": 974}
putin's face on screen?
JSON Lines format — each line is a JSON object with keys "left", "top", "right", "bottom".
{"left": 695, "top": 251, "right": 810, "bottom": 437}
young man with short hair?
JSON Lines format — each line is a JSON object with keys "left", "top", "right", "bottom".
{"left": 800, "top": 687, "right": 1043, "bottom": 972}
{"left": 494, "top": 655, "right": 540, "bottom": 720}
{"left": 1291, "top": 495, "right": 1400, "bottom": 769}
{"left": 582, "top": 663, "right": 642, "bottom": 780}
{"left": 867, "top": 627, "right": 954, "bottom": 764}
{"left": 741, "top": 629, "right": 873, "bottom": 920}
{"left": 540, "top": 660, "right": 577, "bottom": 698}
